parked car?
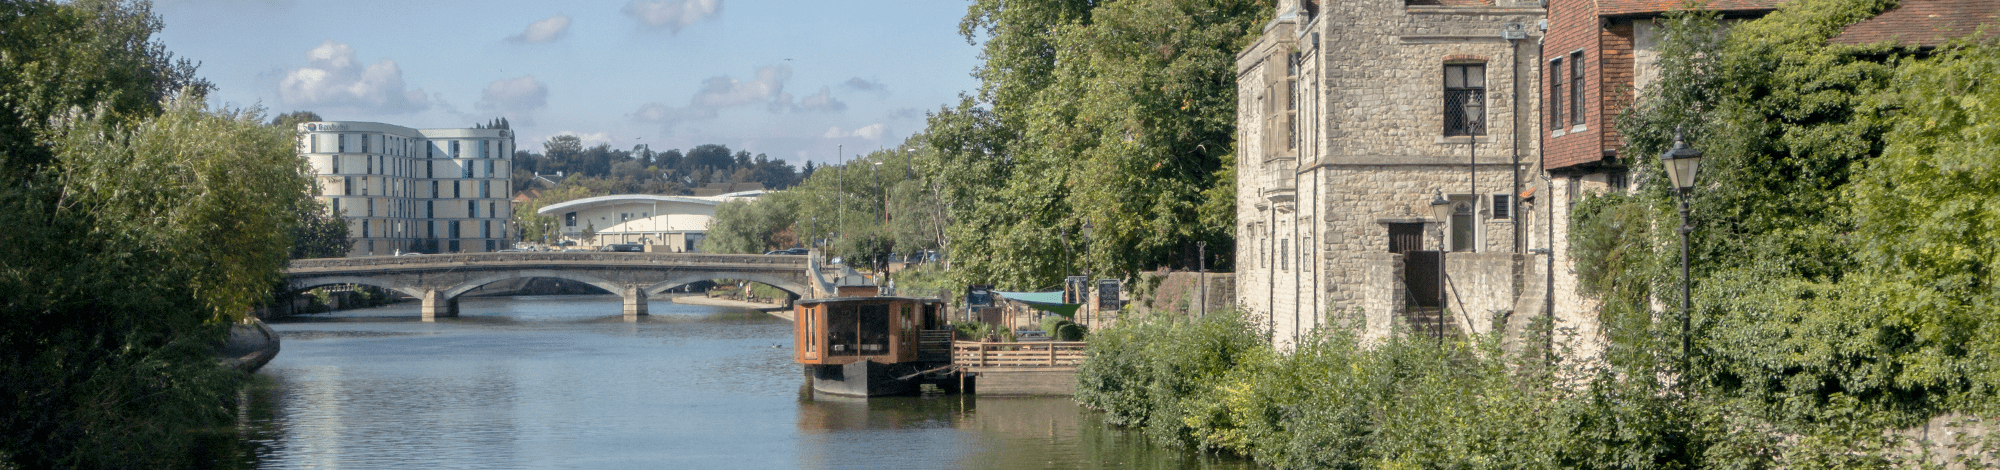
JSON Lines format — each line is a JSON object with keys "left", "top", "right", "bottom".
{"left": 606, "top": 244, "right": 644, "bottom": 252}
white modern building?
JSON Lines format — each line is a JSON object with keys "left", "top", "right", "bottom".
{"left": 297, "top": 121, "right": 515, "bottom": 256}
{"left": 536, "top": 191, "right": 764, "bottom": 251}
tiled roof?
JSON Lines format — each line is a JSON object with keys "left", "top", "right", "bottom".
{"left": 1599, "top": 0, "right": 1788, "bottom": 16}
{"left": 1832, "top": 0, "right": 2000, "bottom": 47}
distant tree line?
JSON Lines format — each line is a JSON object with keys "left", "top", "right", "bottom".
{"left": 511, "top": 137, "right": 808, "bottom": 197}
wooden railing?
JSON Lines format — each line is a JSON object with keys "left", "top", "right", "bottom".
{"left": 952, "top": 341, "right": 1087, "bottom": 370}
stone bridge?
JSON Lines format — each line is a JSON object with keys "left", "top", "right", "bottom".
{"left": 284, "top": 252, "right": 819, "bottom": 321}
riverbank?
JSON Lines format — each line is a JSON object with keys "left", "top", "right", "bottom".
{"left": 668, "top": 294, "right": 791, "bottom": 320}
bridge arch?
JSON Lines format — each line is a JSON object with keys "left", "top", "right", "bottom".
{"left": 440, "top": 269, "right": 628, "bottom": 300}
{"left": 289, "top": 276, "right": 426, "bottom": 300}
{"left": 645, "top": 272, "right": 810, "bottom": 300}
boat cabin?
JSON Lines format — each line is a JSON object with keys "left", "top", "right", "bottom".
{"left": 794, "top": 296, "right": 951, "bottom": 366}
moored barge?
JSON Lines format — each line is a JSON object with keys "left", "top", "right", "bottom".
{"left": 793, "top": 296, "right": 956, "bottom": 397}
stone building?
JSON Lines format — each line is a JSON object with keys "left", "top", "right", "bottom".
{"left": 297, "top": 121, "right": 516, "bottom": 256}
{"left": 1235, "top": 0, "right": 1547, "bottom": 348}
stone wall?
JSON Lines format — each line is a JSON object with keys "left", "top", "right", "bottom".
{"left": 1236, "top": 0, "right": 1545, "bottom": 348}
{"left": 1444, "top": 252, "right": 1517, "bottom": 335}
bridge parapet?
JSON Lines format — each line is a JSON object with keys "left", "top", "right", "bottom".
{"left": 287, "top": 252, "right": 809, "bottom": 273}
{"left": 283, "top": 252, "right": 813, "bottom": 321}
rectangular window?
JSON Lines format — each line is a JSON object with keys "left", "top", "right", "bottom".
{"left": 362, "top": 219, "right": 370, "bottom": 238}
{"left": 1444, "top": 63, "right": 1487, "bottom": 136}
{"left": 1550, "top": 57, "right": 1564, "bottom": 130}
{"left": 428, "top": 220, "right": 436, "bottom": 238}
{"left": 1492, "top": 194, "right": 1513, "bottom": 219}
{"left": 484, "top": 160, "right": 494, "bottom": 177}
{"left": 565, "top": 212, "right": 577, "bottom": 227}
{"left": 430, "top": 181, "right": 439, "bottom": 198}
{"left": 1570, "top": 52, "right": 1585, "bottom": 126}
{"left": 1449, "top": 195, "right": 1476, "bottom": 252}
{"left": 462, "top": 162, "right": 472, "bottom": 179}
{"left": 426, "top": 160, "right": 433, "bottom": 179}
{"left": 367, "top": 198, "right": 374, "bottom": 217}
{"left": 1280, "top": 239, "right": 1290, "bottom": 271}
{"left": 331, "top": 198, "right": 341, "bottom": 215}
{"left": 1303, "top": 236, "right": 1313, "bottom": 272}
{"left": 453, "top": 182, "right": 461, "bottom": 198}
{"left": 450, "top": 221, "right": 461, "bottom": 238}
{"left": 448, "top": 240, "right": 459, "bottom": 253}
{"left": 427, "top": 141, "right": 434, "bottom": 159}
{"left": 366, "top": 155, "right": 372, "bottom": 175}
{"left": 450, "top": 140, "right": 460, "bottom": 158}
{"left": 332, "top": 156, "right": 341, "bottom": 174}
{"left": 338, "top": 134, "right": 346, "bottom": 153}
{"left": 361, "top": 134, "right": 369, "bottom": 153}
{"left": 481, "top": 140, "right": 489, "bottom": 159}
{"left": 482, "top": 221, "right": 491, "bottom": 238}
{"left": 488, "top": 202, "right": 496, "bottom": 218}
{"left": 480, "top": 180, "right": 490, "bottom": 198}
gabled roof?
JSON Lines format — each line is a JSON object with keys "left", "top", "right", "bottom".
{"left": 1832, "top": 0, "right": 2000, "bottom": 47}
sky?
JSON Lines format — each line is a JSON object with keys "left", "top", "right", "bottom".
{"left": 152, "top": 0, "right": 986, "bottom": 166}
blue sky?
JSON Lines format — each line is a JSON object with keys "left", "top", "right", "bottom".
{"left": 153, "top": 0, "right": 984, "bottom": 166}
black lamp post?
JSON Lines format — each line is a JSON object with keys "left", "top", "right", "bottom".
{"left": 1661, "top": 132, "right": 1704, "bottom": 371}
{"left": 1428, "top": 190, "right": 1453, "bottom": 340}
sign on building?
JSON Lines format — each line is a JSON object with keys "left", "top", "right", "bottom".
{"left": 966, "top": 284, "right": 994, "bottom": 308}
{"left": 1096, "top": 279, "right": 1121, "bottom": 311}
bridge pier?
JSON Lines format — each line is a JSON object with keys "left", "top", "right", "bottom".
{"left": 622, "top": 286, "right": 648, "bottom": 317}
{"left": 422, "top": 289, "right": 458, "bottom": 321}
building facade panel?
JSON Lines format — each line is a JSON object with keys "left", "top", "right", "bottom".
{"left": 297, "top": 121, "right": 515, "bottom": 256}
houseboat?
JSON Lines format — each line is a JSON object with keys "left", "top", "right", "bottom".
{"left": 793, "top": 296, "right": 955, "bottom": 397}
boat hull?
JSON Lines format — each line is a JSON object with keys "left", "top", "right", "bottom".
{"left": 809, "top": 360, "right": 919, "bottom": 397}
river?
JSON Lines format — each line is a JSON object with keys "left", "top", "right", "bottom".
{"left": 232, "top": 295, "right": 1251, "bottom": 469}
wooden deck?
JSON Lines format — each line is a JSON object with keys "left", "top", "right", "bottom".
{"left": 951, "top": 341, "right": 1087, "bottom": 372}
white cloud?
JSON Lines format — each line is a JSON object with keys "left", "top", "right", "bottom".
{"left": 822, "top": 123, "right": 887, "bottom": 140}
{"left": 852, "top": 123, "right": 886, "bottom": 140}
{"left": 840, "top": 77, "right": 887, "bottom": 93}
{"left": 637, "top": 64, "right": 842, "bottom": 130}
{"left": 509, "top": 15, "right": 571, "bottom": 43}
{"left": 475, "top": 75, "right": 549, "bottom": 125}
{"left": 277, "top": 40, "right": 429, "bottom": 114}
{"left": 623, "top": 0, "right": 720, "bottom": 33}
{"left": 796, "top": 86, "right": 846, "bottom": 112}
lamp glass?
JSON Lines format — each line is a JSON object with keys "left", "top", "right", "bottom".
{"left": 1670, "top": 154, "right": 1702, "bottom": 191}
{"left": 1429, "top": 195, "right": 1453, "bottom": 221}
{"left": 1661, "top": 138, "right": 1704, "bottom": 191}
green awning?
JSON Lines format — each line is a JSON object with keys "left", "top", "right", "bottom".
{"left": 995, "top": 291, "right": 1081, "bottom": 318}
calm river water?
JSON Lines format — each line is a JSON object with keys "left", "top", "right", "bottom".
{"left": 237, "top": 295, "right": 1250, "bottom": 469}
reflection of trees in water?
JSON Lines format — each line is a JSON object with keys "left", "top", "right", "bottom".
{"left": 792, "top": 394, "right": 1250, "bottom": 470}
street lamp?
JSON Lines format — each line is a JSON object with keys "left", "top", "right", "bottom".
{"left": 1428, "top": 190, "right": 1452, "bottom": 340}
{"left": 1661, "top": 131, "right": 1703, "bottom": 370}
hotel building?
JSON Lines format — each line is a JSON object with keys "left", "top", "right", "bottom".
{"left": 297, "top": 121, "right": 515, "bottom": 256}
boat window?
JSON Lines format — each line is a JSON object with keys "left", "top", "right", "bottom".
{"left": 857, "top": 304, "right": 890, "bottom": 354}
{"left": 828, "top": 304, "right": 860, "bottom": 356}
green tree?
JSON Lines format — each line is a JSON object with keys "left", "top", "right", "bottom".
{"left": 0, "top": 2, "right": 321, "bottom": 465}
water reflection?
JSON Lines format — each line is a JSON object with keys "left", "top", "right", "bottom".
{"left": 232, "top": 295, "right": 1245, "bottom": 469}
